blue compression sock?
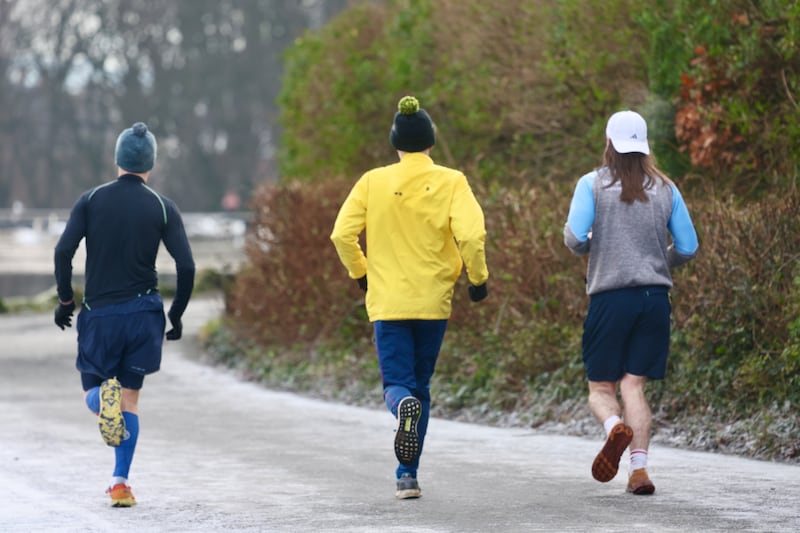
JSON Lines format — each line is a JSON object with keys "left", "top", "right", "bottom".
{"left": 85, "top": 387, "right": 100, "bottom": 414}
{"left": 113, "top": 412, "right": 139, "bottom": 479}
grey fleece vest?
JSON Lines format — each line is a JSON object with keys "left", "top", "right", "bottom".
{"left": 566, "top": 170, "right": 691, "bottom": 295}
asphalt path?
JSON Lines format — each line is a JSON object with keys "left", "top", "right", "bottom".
{"left": 1, "top": 296, "right": 798, "bottom": 532}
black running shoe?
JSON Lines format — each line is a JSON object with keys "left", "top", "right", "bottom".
{"left": 394, "top": 396, "right": 421, "bottom": 465}
{"left": 395, "top": 473, "right": 421, "bottom": 499}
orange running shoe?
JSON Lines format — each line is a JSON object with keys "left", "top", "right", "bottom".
{"left": 106, "top": 483, "right": 137, "bottom": 507}
{"left": 591, "top": 423, "right": 633, "bottom": 482}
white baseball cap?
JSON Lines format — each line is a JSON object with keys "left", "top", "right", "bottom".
{"left": 606, "top": 110, "right": 650, "bottom": 155}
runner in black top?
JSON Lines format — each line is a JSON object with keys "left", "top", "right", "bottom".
{"left": 53, "top": 121, "right": 195, "bottom": 507}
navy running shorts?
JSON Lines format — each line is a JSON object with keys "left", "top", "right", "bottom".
{"left": 581, "top": 285, "right": 671, "bottom": 382}
{"left": 76, "top": 293, "right": 166, "bottom": 390}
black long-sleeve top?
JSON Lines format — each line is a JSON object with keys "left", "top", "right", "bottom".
{"left": 54, "top": 174, "right": 195, "bottom": 319}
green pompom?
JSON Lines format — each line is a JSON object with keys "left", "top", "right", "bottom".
{"left": 398, "top": 95, "right": 420, "bottom": 115}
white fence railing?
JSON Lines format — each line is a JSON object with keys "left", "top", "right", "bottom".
{"left": 0, "top": 210, "right": 250, "bottom": 298}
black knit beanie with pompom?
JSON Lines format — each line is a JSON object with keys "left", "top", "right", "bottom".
{"left": 390, "top": 96, "right": 435, "bottom": 152}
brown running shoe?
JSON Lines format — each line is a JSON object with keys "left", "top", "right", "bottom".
{"left": 591, "top": 423, "right": 633, "bottom": 482}
{"left": 627, "top": 468, "right": 656, "bottom": 495}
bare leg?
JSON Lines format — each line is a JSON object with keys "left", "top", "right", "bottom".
{"left": 619, "top": 373, "right": 650, "bottom": 451}
{"left": 588, "top": 380, "right": 621, "bottom": 424}
{"left": 620, "top": 373, "right": 656, "bottom": 494}
{"left": 588, "top": 380, "right": 633, "bottom": 483}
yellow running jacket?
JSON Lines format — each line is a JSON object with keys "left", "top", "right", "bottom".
{"left": 330, "top": 152, "right": 489, "bottom": 321}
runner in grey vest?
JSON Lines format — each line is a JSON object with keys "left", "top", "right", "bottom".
{"left": 564, "top": 110, "right": 698, "bottom": 495}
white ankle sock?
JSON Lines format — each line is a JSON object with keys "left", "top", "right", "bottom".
{"left": 630, "top": 449, "right": 648, "bottom": 471}
{"left": 110, "top": 476, "right": 127, "bottom": 488}
{"left": 603, "top": 415, "right": 622, "bottom": 436}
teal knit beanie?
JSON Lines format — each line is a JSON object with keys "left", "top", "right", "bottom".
{"left": 115, "top": 122, "right": 157, "bottom": 172}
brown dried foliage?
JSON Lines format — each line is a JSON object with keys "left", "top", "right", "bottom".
{"left": 450, "top": 182, "right": 586, "bottom": 330}
{"left": 227, "top": 175, "right": 586, "bottom": 350}
{"left": 674, "top": 8, "right": 800, "bottom": 193}
{"left": 673, "top": 192, "right": 800, "bottom": 349}
{"left": 226, "top": 177, "right": 365, "bottom": 347}
{"left": 674, "top": 54, "right": 750, "bottom": 173}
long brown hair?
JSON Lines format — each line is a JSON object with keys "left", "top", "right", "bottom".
{"left": 603, "top": 144, "right": 672, "bottom": 203}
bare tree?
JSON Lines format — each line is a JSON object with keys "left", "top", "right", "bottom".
{"left": 0, "top": 0, "right": 348, "bottom": 210}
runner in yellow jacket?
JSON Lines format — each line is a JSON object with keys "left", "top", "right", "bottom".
{"left": 331, "top": 96, "right": 489, "bottom": 499}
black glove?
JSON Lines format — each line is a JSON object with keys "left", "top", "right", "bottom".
{"left": 356, "top": 275, "right": 367, "bottom": 292}
{"left": 468, "top": 282, "right": 488, "bottom": 302}
{"left": 165, "top": 309, "right": 183, "bottom": 340}
{"left": 54, "top": 301, "right": 76, "bottom": 330}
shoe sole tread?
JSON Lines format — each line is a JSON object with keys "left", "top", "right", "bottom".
{"left": 394, "top": 398, "right": 421, "bottom": 465}
{"left": 99, "top": 378, "right": 125, "bottom": 447}
{"left": 591, "top": 423, "right": 633, "bottom": 482}
{"left": 395, "top": 489, "right": 422, "bottom": 499}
